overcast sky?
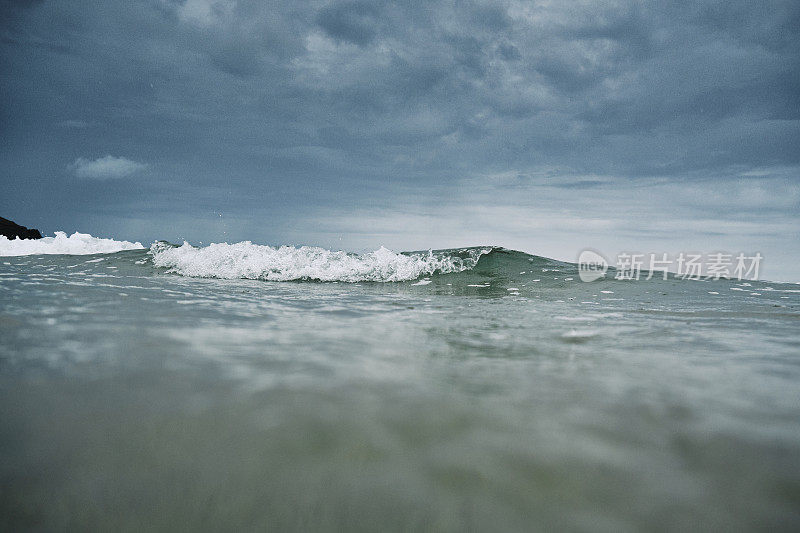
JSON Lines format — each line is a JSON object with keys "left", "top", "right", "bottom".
{"left": 1, "top": 0, "right": 798, "bottom": 279}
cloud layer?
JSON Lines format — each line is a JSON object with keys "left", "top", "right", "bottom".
{"left": 0, "top": 0, "right": 798, "bottom": 278}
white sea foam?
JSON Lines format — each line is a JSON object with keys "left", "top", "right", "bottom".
{"left": 149, "top": 241, "right": 488, "bottom": 282}
{"left": 0, "top": 232, "right": 144, "bottom": 256}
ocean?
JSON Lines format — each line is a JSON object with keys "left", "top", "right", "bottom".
{"left": 1, "top": 233, "right": 799, "bottom": 531}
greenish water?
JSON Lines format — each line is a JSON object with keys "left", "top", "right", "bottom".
{"left": 1, "top": 247, "right": 799, "bottom": 531}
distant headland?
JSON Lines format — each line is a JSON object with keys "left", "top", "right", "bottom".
{"left": 0, "top": 217, "right": 42, "bottom": 240}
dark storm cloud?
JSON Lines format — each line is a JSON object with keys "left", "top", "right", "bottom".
{"left": 316, "top": 1, "right": 382, "bottom": 46}
{"left": 0, "top": 0, "right": 798, "bottom": 276}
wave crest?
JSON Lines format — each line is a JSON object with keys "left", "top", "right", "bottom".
{"left": 0, "top": 231, "right": 144, "bottom": 256}
{"left": 149, "top": 241, "right": 490, "bottom": 282}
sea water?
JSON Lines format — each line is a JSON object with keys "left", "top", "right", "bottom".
{"left": 1, "top": 234, "right": 799, "bottom": 530}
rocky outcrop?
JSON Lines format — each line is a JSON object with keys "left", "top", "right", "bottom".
{"left": 0, "top": 217, "right": 42, "bottom": 240}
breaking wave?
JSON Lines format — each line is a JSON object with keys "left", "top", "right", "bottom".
{"left": 149, "top": 241, "right": 493, "bottom": 282}
{"left": 0, "top": 231, "right": 570, "bottom": 285}
{"left": 0, "top": 231, "right": 144, "bottom": 256}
